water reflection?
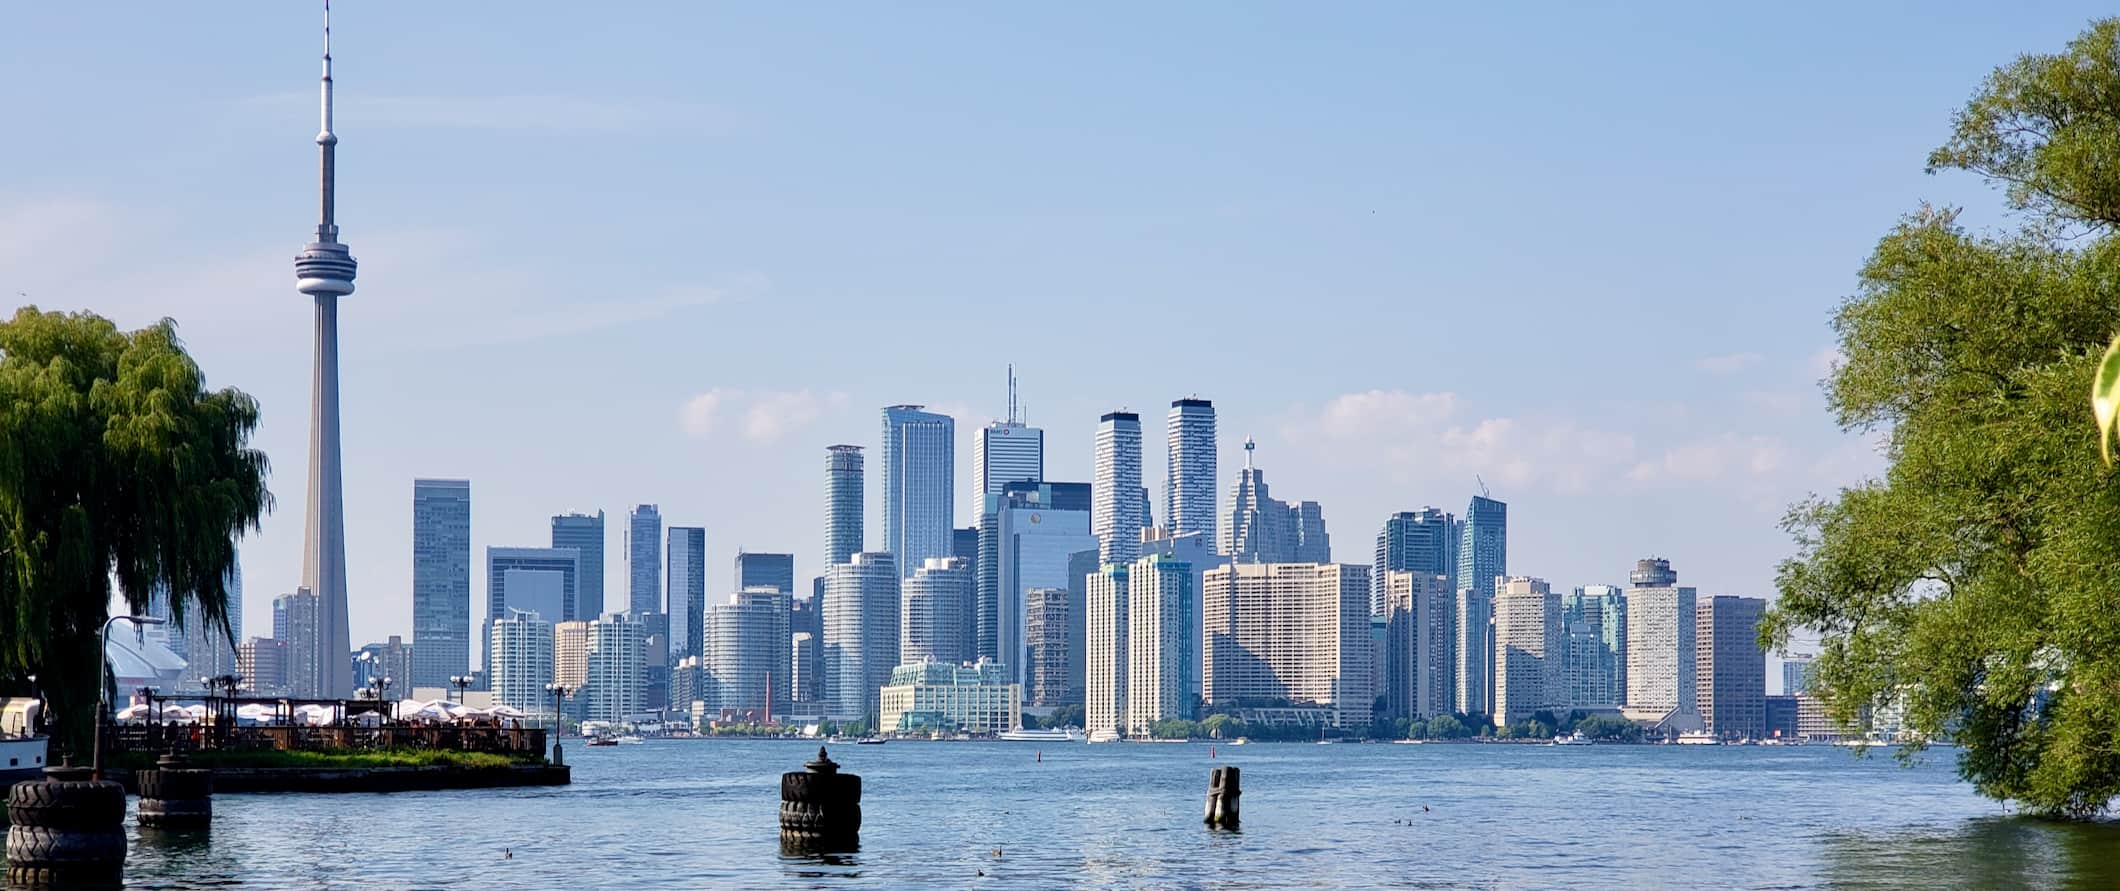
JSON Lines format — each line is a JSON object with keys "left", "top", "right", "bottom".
{"left": 1822, "top": 817, "right": 2120, "bottom": 890}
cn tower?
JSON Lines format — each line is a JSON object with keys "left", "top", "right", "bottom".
{"left": 292, "top": 0, "right": 356, "bottom": 698}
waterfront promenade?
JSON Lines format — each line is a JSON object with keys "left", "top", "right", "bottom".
{"left": 121, "top": 740, "right": 2120, "bottom": 888}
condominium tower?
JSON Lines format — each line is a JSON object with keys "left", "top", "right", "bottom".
{"left": 666, "top": 527, "right": 706, "bottom": 659}
{"left": 1094, "top": 411, "right": 1146, "bottom": 565}
{"left": 901, "top": 556, "right": 974, "bottom": 666}
{"left": 1202, "top": 563, "right": 1371, "bottom": 727}
{"left": 1383, "top": 571, "right": 1453, "bottom": 721}
{"left": 1374, "top": 508, "right": 1458, "bottom": 617}
{"left": 824, "top": 445, "right": 864, "bottom": 565}
{"left": 1491, "top": 576, "right": 1561, "bottom": 726}
{"left": 822, "top": 552, "right": 901, "bottom": 720}
{"left": 550, "top": 511, "right": 605, "bottom": 616}
{"left": 1165, "top": 398, "right": 1218, "bottom": 540}
{"left": 1624, "top": 558, "right": 1697, "bottom": 717}
{"left": 627, "top": 504, "right": 662, "bottom": 616}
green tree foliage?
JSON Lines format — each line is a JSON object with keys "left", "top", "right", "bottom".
{"left": 1571, "top": 715, "right": 1642, "bottom": 742}
{"left": 0, "top": 308, "right": 268, "bottom": 754}
{"left": 1765, "top": 19, "right": 2120, "bottom": 819}
{"left": 1045, "top": 703, "right": 1085, "bottom": 730}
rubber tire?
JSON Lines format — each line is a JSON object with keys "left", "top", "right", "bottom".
{"left": 137, "top": 769, "right": 211, "bottom": 802}
{"left": 5, "top": 781, "right": 124, "bottom": 832}
{"left": 5, "top": 824, "right": 127, "bottom": 865}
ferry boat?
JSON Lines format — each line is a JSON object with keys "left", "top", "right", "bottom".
{"left": 585, "top": 734, "right": 619, "bottom": 747}
{"left": 996, "top": 727, "right": 1086, "bottom": 743}
{"left": 855, "top": 737, "right": 887, "bottom": 746}
{"left": 1674, "top": 731, "right": 1723, "bottom": 746}
{"left": 1551, "top": 732, "right": 1593, "bottom": 746}
{"left": 1086, "top": 729, "right": 1121, "bottom": 744}
{"left": 1, "top": 699, "right": 48, "bottom": 786}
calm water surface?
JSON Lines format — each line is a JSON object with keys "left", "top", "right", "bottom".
{"left": 113, "top": 740, "right": 2120, "bottom": 889}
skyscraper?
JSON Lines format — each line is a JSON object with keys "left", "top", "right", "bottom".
{"left": 883, "top": 405, "right": 955, "bottom": 579}
{"left": 825, "top": 445, "right": 865, "bottom": 565}
{"left": 972, "top": 367, "right": 1043, "bottom": 516}
{"left": 627, "top": 505, "right": 662, "bottom": 617}
{"left": 1625, "top": 558, "right": 1697, "bottom": 717}
{"left": 1165, "top": 398, "right": 1218, "bottom": 540}
{"left": 583, "top": 612, "right": 646, "bottom": 723}
{"left": 490, "top": 609, "right": 553, "bottom": 715}
{"left": 666, "top": 527, "right": 706, "bottom": 659}
{"left": 292, "top": 2, "right": 358, "bottom": 699}
{"left": 550, "top": 511, "right": 606, "bottom": 616}
{"left": 1782, "top": 654, "right": 1816, "bottom": 695}
{"left": 823, "top": 552, "right": 900, "bottom": 721}
{"left": 988, "top": 483, "right": 1099, "bottom": 686}
{"left": 1455, "top": 584, "right": 1494, "bottom": 718}
{"left": 900, "top": 556, "right": 973, "bottom": 666}
{"left": 1696, "top": 595, "right": 1767, "bottom": 739}
{"left": 1126, "top": 554, "right": 1195, "bottom": 732}
{"left": 411, "top": 479, "right": 471, "bottom": 690}
{"left": 1023, "top": 586, "right": 1072, "bottom": 708}
{"left": 1457, "top": 496, "right": 1507, "bottom": 605}
{"left": 485, "top": 547, "right": 581, "bottom": 673}
{"left": 1202, "top": 563, "right": 1372, "bottom": 727}
{"left": 702, "top": 588, "right": 791, "bottom": 717}
{"left": 1223, "top": 438, "right": 1287, "bottom": 561}
{"left": 1491, "top": 576, "right": 1561, "bottom": 727}
{"left": 735, "top": 551, "right": 796, "bottom": 594}
{"left": 1084, "top": 563, "right": 1128, "bottom": 740}
{"left": 1563, "top": 584, "right": 1626, "bottom": 708}
{"left": 1374, "top": 508, "right": 1458, "bottom": 616}
{"left": 1383, "top": 571, "right": 1453, "bottom": 721}
{"left": 1094, "top": 411, "right": 1145, "bottom": 565}
{"left": 276, "top": 588, "right": 324, "bottom": 697}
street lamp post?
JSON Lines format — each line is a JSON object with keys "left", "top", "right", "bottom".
{"left": 545, "top": 683, "right": 572, "bottom": 753}
{"left": 94, "top": 614, "right": 167, "bottom": 780}
{"left": 449, "top": 675, "right": 474, "bottom": 705}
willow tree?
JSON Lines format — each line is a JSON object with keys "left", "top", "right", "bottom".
{"left": 1766, "top": 20, "right": 2120, "bottom": 819}
{"left": 0, "top": 307, "right": 269, "bottom": 755}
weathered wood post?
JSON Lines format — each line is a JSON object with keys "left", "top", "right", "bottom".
{"left": 136, "top": 752, "right": 213, "bottom": 831}
{"left": 780, "top": 746, "right": 860, "bottom": 851}
{"left": 1204, "top": 765, "right": 1240, "bottom": 829}
{"left": 5, "top": 761, "right": 127, "bottom": 887}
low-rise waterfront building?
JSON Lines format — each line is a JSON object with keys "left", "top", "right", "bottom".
{"left": 878, "top": 659, "right": 1022, "bottom": 735}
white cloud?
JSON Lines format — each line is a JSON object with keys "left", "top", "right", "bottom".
{"left": 681, "top": 388, "right": 848, "bottom": 444}
{"left": 1628, "top": 433, "right": 1790, "bottom": 484}
{"left": 1806, "top": 345, "right": 1843, "bottom": 379}
{"left": 1278, "top": 389, "right": 1638, "bottom": 495}
{"left": 1695, "top": 352, "right": 1763, "bottom": 375}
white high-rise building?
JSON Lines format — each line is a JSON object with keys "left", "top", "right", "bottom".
{"left": 1084, "top": 563, "right": 1128, "bottom": 740}
{"left": 489, "top": 608, "right": 554, "bottom": 716}
{"left": 883, "top": 405, "right": 955, "bottom": 579}
{"left": 1126, "top": 554, "right": 1193, "bottom": 735}
{"left": 901, "top": 556, "right": 973, "bottom": 667}
{"left": 1094, "top": 411, "right": 1146, "bottom": 565}
{"left": 823, "top": 552, "right": 901, "bottom": 721}
{"left": 1625, "top": 558, "right": 1697, "bottom": 717}
{"left": 1383, "top": 571, "right": 1453, "bottom": 721}
{"left": 1491, "top": 576, "right": 1561, "bottom": 727}
{"left": 1165, "top": 398, "right": 1218, "bottom": 541}
{"left": 584, "top": 612, "right": 647, "bottom": 723}
{"left": 1202, "top": 563, "right": 1371, "bottom": 727}
{"left": 702, "top": 588, "right": 790, "bottom": 716}
{"left": 972, "top": 367, "right": 1043, "bottom": 517}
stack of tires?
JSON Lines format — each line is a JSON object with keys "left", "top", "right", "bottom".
{"left": 136, "top": 754, "right": 212, "bottom": 831}
{"left": 779, "top": 747, "right": 860, "bottom": 851}
{"left": 5, "top": 765, "right": 125, "bottom": 888}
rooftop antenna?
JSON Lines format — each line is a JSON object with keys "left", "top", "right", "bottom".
{"left": 1007, "top": 364, "right": 1017, "bottom": 425}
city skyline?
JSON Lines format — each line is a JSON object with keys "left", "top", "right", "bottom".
{"left": 29, "top": 4, "right": 2109, "bottom": 668}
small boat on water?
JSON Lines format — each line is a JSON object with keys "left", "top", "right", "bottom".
{"left": 614, "top": 735, "right": 644, "bottom": 745}
{"left": 1229, "top": 737, "right": 1249, "bottom": 746}
{"left": 997, "top": 727, "right": 1086, "bottom": 743}
{"left": 2, "top": 699, "right": 48, "bottom": 787}
{"left": 855, "top": 737, "right": 887, "bottom": 745}
{"left": 585, "top": 735, "right": 619, "bottom": 747}
{"left": 1086, "top": 729, "right": 1120, "bottom": 744}
{"left": 1551, "top": 732, "right": 1593, "bottom": 746}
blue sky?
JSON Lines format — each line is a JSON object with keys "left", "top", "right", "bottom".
{"left": 3, "top": 2, "right": 2104, "bottom": 686}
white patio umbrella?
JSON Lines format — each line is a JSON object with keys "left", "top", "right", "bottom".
{"left": 114, "top": 703, "right": 153, "bottom": 722}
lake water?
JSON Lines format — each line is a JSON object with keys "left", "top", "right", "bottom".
{"left": 112, "top": 740, "right": 2120, "bottom": 889}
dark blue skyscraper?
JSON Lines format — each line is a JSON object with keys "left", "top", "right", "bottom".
{"left": 551, "top": 511, "right": 606, "bottom": 615}
{"left": 1374, "top": 507, "right": 1458, "bottom": 616}
{"left": 411, "top": 478, "right": 471, "bottom": 689}
{"left": 735, "top": 551, "right": 796, "bottom": 594}
{"left": 1457, "top": 496, "right": 1507, "bottom": 599}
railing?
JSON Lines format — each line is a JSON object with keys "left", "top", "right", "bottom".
{"left": 108, "top": 722, "right": 547, "bottom": 758}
